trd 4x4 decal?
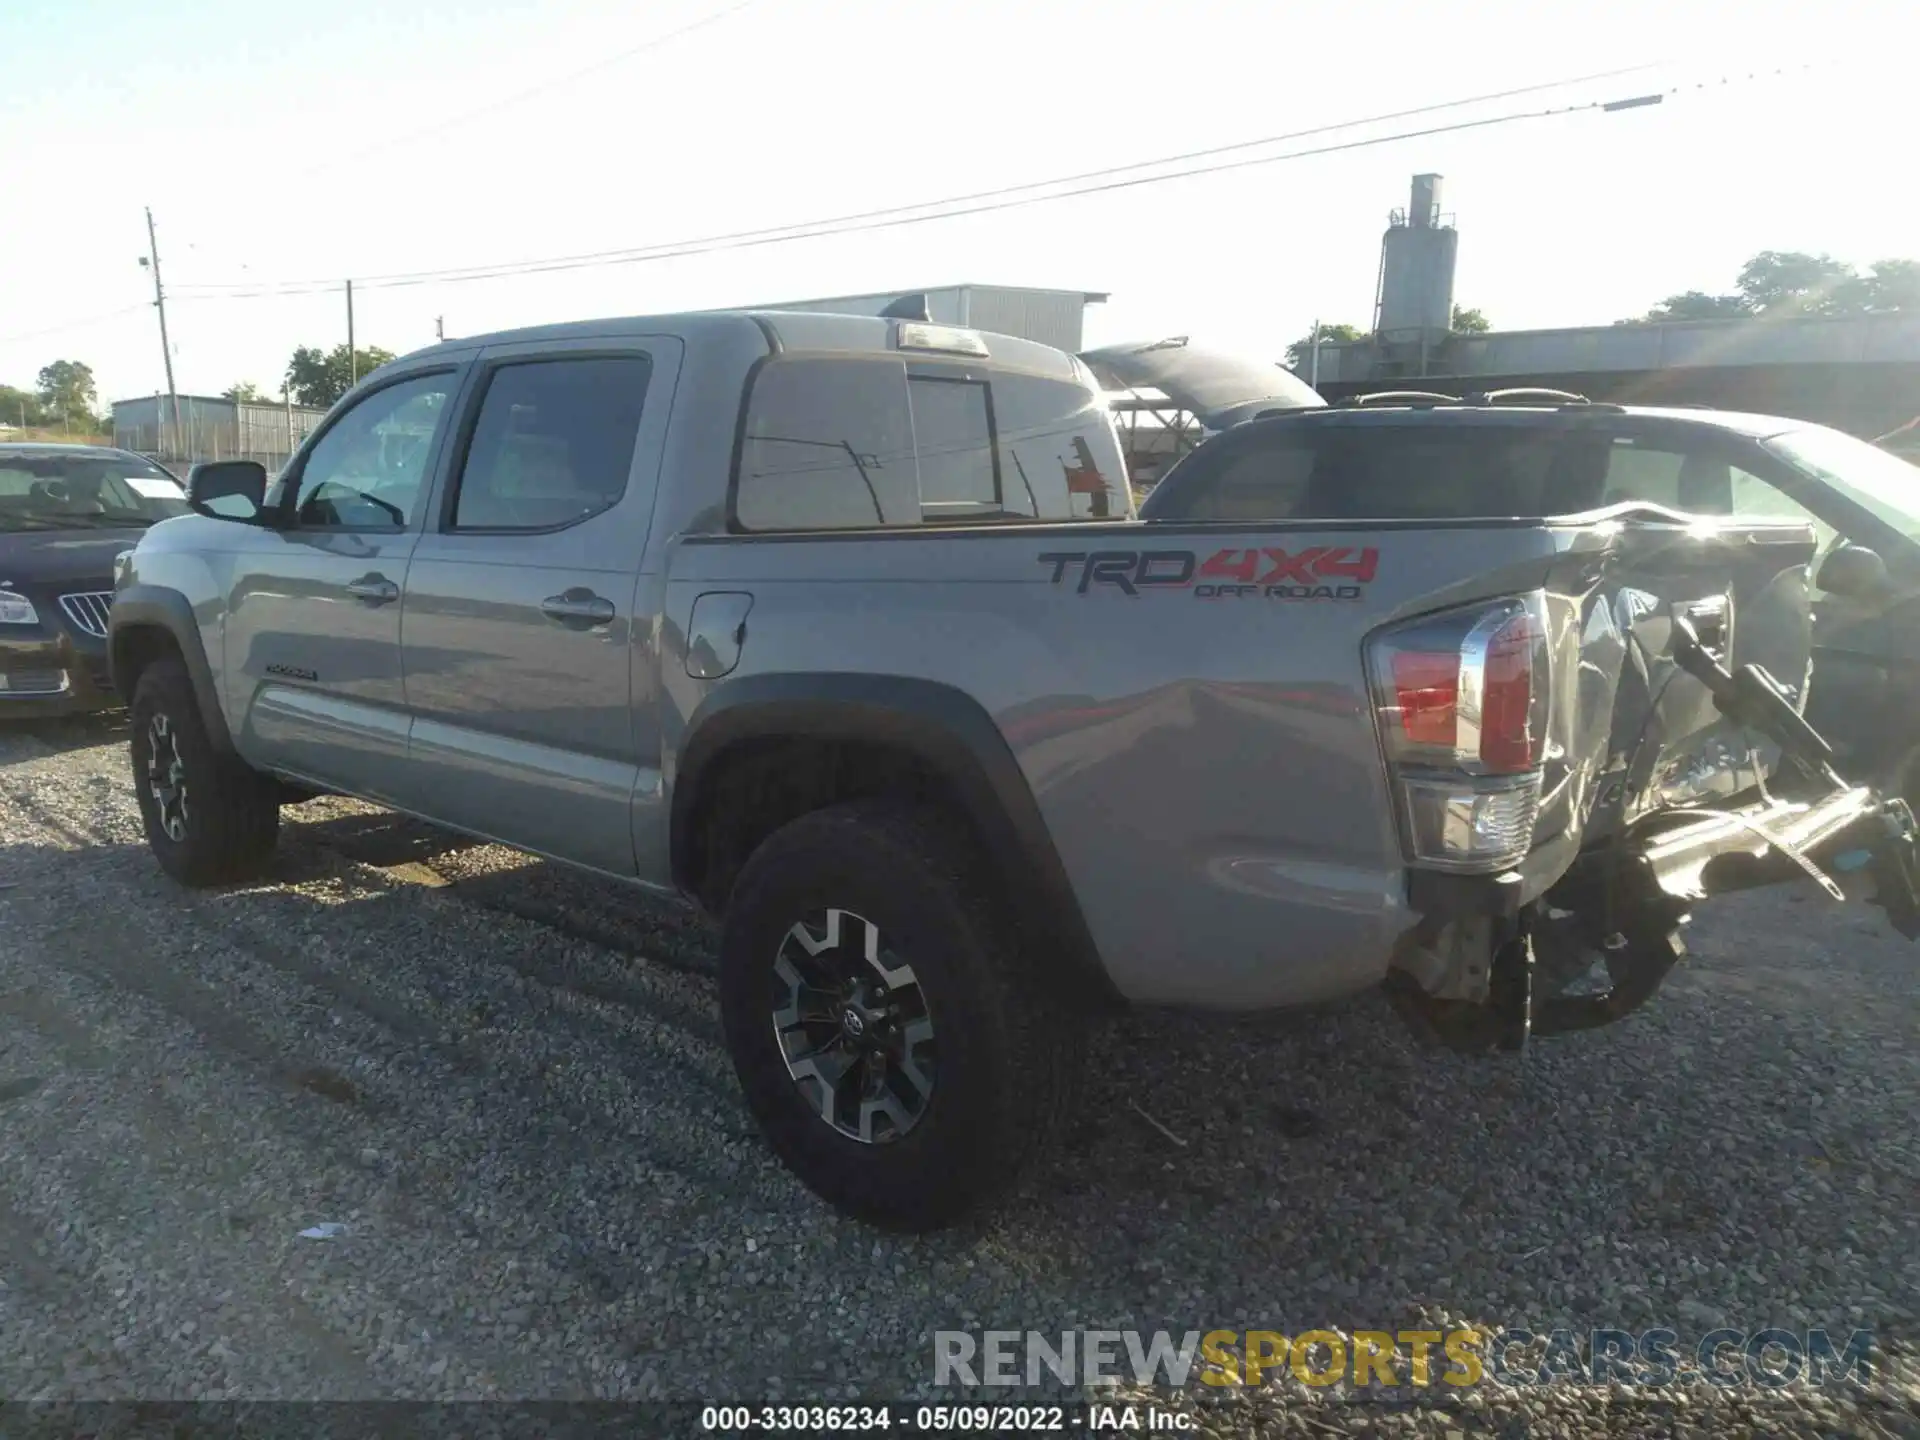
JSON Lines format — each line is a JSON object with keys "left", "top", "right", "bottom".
{"left": 1038, "top": 546, "right": 1379, "bottom": 600}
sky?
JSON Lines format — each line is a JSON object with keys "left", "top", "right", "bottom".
{"left": 1, "top": 0, "right": 1915, "bottom": 408}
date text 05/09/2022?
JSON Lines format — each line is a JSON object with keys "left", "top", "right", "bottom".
{"left": 699, "top": 1402, "right": 1194, "bottom": 1433}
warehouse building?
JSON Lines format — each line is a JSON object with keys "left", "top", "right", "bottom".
{"left": 112, "top": 393, "right": 328, "bottom": 473}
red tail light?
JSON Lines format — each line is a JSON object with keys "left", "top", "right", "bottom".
{"left": 1367, "top": 593, "right": 1554, "bottom": 872}
{"left": 1390, "top": 652, "right": 1461, "bottom": 748}
{"left": 1478, "top": 610, "right": 1540, "bottom": 773}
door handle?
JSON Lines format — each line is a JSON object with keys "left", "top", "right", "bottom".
{"left": 346, "top": 574, "right": 399, "bottom": 605}
{"left": 541, "top": 590, "right": 616, "bottom": 626}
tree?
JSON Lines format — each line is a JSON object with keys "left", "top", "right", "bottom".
{"left": 1285, "top": 322, "right": 1367, "bottom": 371}
{"left": 1735, "top": 250, "right": 1860, "bottom": 316}
{"left": 1451, "top": 305, "right": 1491, "bottom": 334}
{"left": 1861, "top": 259, "right": 1920, "bottom": 313}
{"left": 0, "top": 384, "right": 41, "bottom": 429}
{"left": 223, "top": 381, "right": 268, "bottom": 403}
{"left": 1633, "top": 290, "right": 1756, "bottom": 323}
{"left": 284, "top": 343, "right": 398, "bottom": 408}
{"left": 36, "top": 360, "right": 98, "bottom": 423}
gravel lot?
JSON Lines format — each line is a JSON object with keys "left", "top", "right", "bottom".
{"left": 1, "top": 714, "right": 1916, "bottom": 1437}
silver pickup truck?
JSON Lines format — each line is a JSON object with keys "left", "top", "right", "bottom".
{"left": 108, "top": 311, "right": 1919, "bottom": 1229}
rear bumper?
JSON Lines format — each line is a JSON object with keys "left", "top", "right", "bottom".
{"left": 0, "top": 628, "right": 118, "bottom": 719}
{"left": 1410, "top": 785, "right": 1904, "bottom": 920}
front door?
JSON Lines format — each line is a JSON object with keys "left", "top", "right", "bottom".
{"left": 396, "top": 341, "right": 677, "bottom": 875}
{"left": 226, "top": 368, "right": 462, "bottom": 795}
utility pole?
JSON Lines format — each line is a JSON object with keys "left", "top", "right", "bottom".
{"left": 346, "top": 280, "right": 356, "bottom": 388}
{"left": 142, "top": 207, "right": 181, "bottom": 456}
{"left": 1308, "top": 318, "right": 1323, "bottom": 390}
{"left": 434, "top": 315, "right": 444, "bottom": 343}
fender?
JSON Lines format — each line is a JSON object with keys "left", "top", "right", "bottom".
{"left": 673, "top": 673, "right": 1123, "bottom": 1010}
{"left": 109, "top": 584, "right": 237, "bottom": 756}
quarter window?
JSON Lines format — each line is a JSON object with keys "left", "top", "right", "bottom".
{"left": 295, "top": 373, "right": 454, "bottom": 529}
{"left": 450, "top": 356, "right": 651, "bottom": 531}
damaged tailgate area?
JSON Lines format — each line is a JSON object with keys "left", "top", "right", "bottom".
{"left": 1383, "top": 518, "right": 1920, "bottom": 1053}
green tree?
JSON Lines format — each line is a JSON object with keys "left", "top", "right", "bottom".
{"left": 1285, "top": 322, "right": 1367, "bottom": 371}
{"left": 1630, "top": 290, "right": 1756, "bottom": 323}
{"left": 284, "top": 343, "right": 398, "bottom": 408}
{"left": 1861, "top": 258, "right": 1920, "bottom": 313}
{"left": 1735, "top": 251, "right": 1859, "bottom": 316}
{"left": 0, "top": 383, "right": 43, "bottom": 429}
{"left": 1450, "top": 305, "right": 1491, "bottom": 334}
{"left": 36, "top": 359, "right": 98, "bottom": 423}
{"left": 223, "top": 381, "right": 269, "bottom": 403}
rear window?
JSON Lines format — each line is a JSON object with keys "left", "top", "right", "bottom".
{"left": 734, "top": 357, "right": 1127, "bottom": 530}
{"left": 1146, "top": 423, "right": 1614, "bottom": 521}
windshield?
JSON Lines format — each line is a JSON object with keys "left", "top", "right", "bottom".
{"left": 1764, "top": 428, "right": 1920, "bottom": 542}
{"left": 0, "top": 452, "right": 189, "bottom": 531}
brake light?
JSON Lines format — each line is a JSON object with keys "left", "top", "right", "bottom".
{"left": 1391, "top": 652, "right": 1461, "bottom": 748}
{"left": 1368, "top": 593, "right": 1554, "bottom": 872}
{"left": 1479, "top": 609, "right": 1540, "bottom": 773}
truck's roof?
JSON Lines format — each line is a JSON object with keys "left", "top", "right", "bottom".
{"left": 391, "top": 309, "right": 1083, "bottom": 381}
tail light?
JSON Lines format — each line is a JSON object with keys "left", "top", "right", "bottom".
{"left": 1367, "top": 592, "right": 1552, "bottom": 871}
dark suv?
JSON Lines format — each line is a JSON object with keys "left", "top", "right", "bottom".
{"left": 1141, "top": 391, "right": 1920, "bottom": 796}
{"left": 0, "top": 444, "right": 189, "bottom": 717}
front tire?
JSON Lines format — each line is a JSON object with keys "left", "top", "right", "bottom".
{"left": 718, "top": 800, "right": 1082, "bottom": 1230}
{"left": 130, "top": 658, "right": 280, "bottom": 887}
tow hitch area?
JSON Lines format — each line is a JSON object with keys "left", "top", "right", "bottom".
{"left": 1389, "top": 618, "right": 1920, "bottom": 1054}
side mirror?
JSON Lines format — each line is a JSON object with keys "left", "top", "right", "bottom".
{"left": 186, "top": 460, "right": 268, "bottom": 520}
{"left": 1816, "top": 543, "right": 1889, "bottom": 599}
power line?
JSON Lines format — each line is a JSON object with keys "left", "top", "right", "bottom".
{"left": 0, "top": 303, "right": 150, "bottom": 346}
{"left": 297, "top": 0, "right": 767, "bottom": 182}
{"left": 173, "top": 58, "right": 1670, "bottom": 296}
{"left": 168, "top": 58, "right": 1821, "bottom": 303}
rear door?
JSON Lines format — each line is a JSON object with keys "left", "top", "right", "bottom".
{"left": 395, "top": 337, "right": 680, "bottom": 875}
{"left": 226, "top": 366, "right": 464, "bottom": 793}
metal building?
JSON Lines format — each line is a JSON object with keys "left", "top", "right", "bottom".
{"left": 112, "top": 393, "right": 328, "bottom": 472}
{"left": 734, "top": 285, "right": 1109, "bottom": 353}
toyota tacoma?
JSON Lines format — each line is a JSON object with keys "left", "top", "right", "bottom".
{"left": 108, "top": 314, "right": 1919, "bottom": 1229}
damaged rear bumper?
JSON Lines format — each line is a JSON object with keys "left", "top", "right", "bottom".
{"left": 1388, "top": 786, "right": 1920, "bottom": 1052}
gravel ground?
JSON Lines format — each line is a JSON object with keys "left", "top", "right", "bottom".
{"left": 1, "top": 714, "right": 1916, "bottom": 1437}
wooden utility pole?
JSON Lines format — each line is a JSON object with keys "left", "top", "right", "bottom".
{"left": 346, "top": 280, "right": 357, "bottom": 387}
{"left": 143, "top": 207, "right": 181, "bottom": 453}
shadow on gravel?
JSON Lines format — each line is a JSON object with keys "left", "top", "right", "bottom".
{"left": 285, "top": 806, "right": 487, "bottom": 868}
{"left": 0, "top": 711, "right": 129, "bottom": 765}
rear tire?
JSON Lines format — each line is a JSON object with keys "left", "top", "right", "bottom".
{"left": 718, "top": 800, "right": 1082, "bottom": 1230}
{"left": 130, "top": 658, "right": 280, "bottom": 887}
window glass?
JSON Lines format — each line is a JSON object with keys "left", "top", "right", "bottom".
{"left": 908, "top": 377, "right": 997, "bottom": 512}
{"left": 994, "top": 375, "right": 1128, "bottom": 520}
{"left": 1599, "top": 442, "right": 1687, "bottom": 508}
{"left": 1589, "top": 439, "right": 1741, "bottom": 515}
{"left": 0, "top": 452, "right": 187, "bottom": 531}
{"left": 452, "top": 356, "right": 651, "bottom": 530}
{"left": 296, "top": 373, "right": 454, "bottom": 528}
{"left": 736, "top": 358, "right": 1127, "bottom": 529}
{"left": 1166, "top": 436, "right": 1317, "bottom": 520}
{"left": 1728, "top": 466, "right": 1837, "bottom": 549}
{"left": 737, "top": 359, "right": 917, "bottom": 530}
{"left": 1161, "top": 427, "right": 1563, "bottom": 521}
{"left": 1766, "top": 427, "right": 1920, "bottom": 542}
